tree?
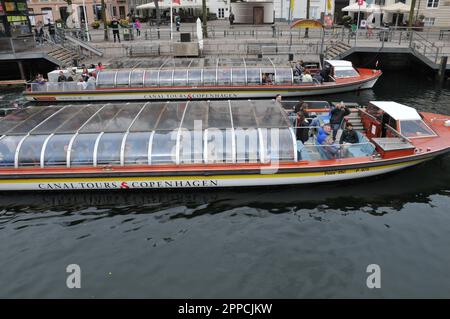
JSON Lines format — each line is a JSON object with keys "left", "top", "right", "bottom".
{"left": 154, "top": 0, "right": 160, "bottom": 27}
{"left": 101, "top": 0, "right": 108, "bottom": 40}
{"left": 305, "top": 0, "right": 310, "bottom": 38}
{"left": 202, "top": 0, "right": 208, "bottom": 38}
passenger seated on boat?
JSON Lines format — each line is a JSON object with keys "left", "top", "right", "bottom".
{"left": 313, "top": 73, "right": 324, "bottom": 84}
{"left": 339, "top": 122, "right": 359, "bottom": 157}
{"left": 317, "top": 124, "right": 339, "bottom": 159}
{"left": 262, "top": 73, "right": 273, "bottom": 84}
{"left": 302, "top": 70, "right": 313, "bottom": 83}
{"left": 77, "top": 78, "right": 88, "bottom": 90}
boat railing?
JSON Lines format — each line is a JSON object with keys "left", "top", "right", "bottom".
{"left": 298, "top": 141, "right": 376, "bottom": 160}
{"left": 29, "top": 82, "right": 96, "bottom": 92}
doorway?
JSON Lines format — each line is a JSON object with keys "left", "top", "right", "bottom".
{"left": 253, "top": 7, "right": 264, "bottom": 25}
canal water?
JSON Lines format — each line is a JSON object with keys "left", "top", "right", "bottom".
{"left": 0, "top": 72, "right": 449, "bottom": 298}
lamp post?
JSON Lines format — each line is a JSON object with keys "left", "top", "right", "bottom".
{"left": 355, "top": 0, "right": 363, "bottom": 46}
{"left": 82, "top": 0, "right": 90, "bottom": 41}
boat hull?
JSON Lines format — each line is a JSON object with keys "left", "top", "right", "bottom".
{"left": 0, "top": 157, "right": 429, "bottom": 191}
{"left": 25, "top": 71, "right": 381, "bottom": 102}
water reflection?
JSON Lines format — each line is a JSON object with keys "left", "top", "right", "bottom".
{"left": 0, "top": 155, "right": 448, "bottom": 220}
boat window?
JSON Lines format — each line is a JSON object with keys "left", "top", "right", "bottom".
{"left": 44, "top": 134, "right": 72, "bottom": 166}
{"left": 96, "top": 133, "right": 124, "bottom": 166}
{"left": 96, "top": 71, "right": 116, "bottom": 88}
{"left": 231, "top": 101, "right": 257, "bottom": 128}
{"left": 5, "top": 107, "right": 63, "bottom": 135}
{"left": 205, "top": 128, "right": 234, "bottom": 163}
{"left": 80, "top": 104, "right": 123, "bottom": 133}
{"left": 102, "top": 103, "right": 144, "bottom": 132}
{"left": 235, "top": 127, "right": 260, "bottom": 163}
{"left": 18, "top": 135, "right": 48, "bottom": 167}
{"left": 55, "top": 105, "right": 103, "bottom": 134}
{"left": 260, "top": 128, "right": 295, "bottom": 162}
{"left": 202, "top": 69, "right": 216, "bottom": 86}
{"left": 254, "top": 102, "right": 289, "bottom": 128}
{"left": 208, "top": 101, "right": 232, "bottom": 129}
{"left": 333, "top": 67, "right": 359, "bottom": 78}
{"left": 115, "top": 70, "right": 131, "bottom": 88}
{"left": 151, "top": 131, "right": 177, "bottom": 164}
{"left": 181, "top": 101, "right": 208, "bottom": 130}
{"left": 231, "top": 68, "right": 246, "bottom": 85}
{"left": 32, "top": 106, "right": 83, "bottom": 135}
{"left": 154, "top": 102, "right": 187, "bottom": 130}
{"left": 179, "top": 128, "right": 203, "bottom": 164}
{"left": 187, "top": 69, "right": 202, "bottom": 86}
{"left": 0, "top": 107, "right": 44, "bottom": 135}
{"left": 70, "top": 133, "right": 98, "bottom": 166}
{"left": 0, "top": 136, "right": 23, "bottom": 167}
{"left": 217, "top": 68, "right": 232, "bottom": 85}
{"left": 130, "top": 70, "right": 144, "bottom": 87}
{"left": 129, "top": 102, "right": 166, "bottom": 132}
{"left": 173, "top": 69, "right": 188, "bottom": 86}
{"left": 400, "top": 120, "right": 436, "bottom": 138}
{"left": 124, "top": 132, "right": 151, "bottom": 165}
{"left": 158, "top": 70, "right": 173, "bottom": 86}
{"left": 246, "top": 68, "right": 261, "bottom": 85}
{"left": 275, "top": 68, "right": 292, "bottom": 84}
{"left": 143, "top": 69, "right": 159, "bottom": 87}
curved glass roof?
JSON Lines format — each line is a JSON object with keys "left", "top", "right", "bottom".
{"left": 0, "top": 100, "right": 296, "bottom": 168}
{"left": 96, "top": 57, "right": 295, "bottom": 88}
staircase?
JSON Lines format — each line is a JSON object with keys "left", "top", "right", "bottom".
{"left": 324, "top": 41, "right": 352, "bottom": 60}
{"left": 46, "top": 45, "right": 81, "bottom": 67}
{"left": 347, "top": 109, "right": 365, "bottom": 132}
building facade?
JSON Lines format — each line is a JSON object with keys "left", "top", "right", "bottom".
{"left": 416, "top": 0, "right": 450, "bottom": 27}
{"left": 26, "top": 0, "right": 128, "bottom": 26}
{"left": 343, "top": 0, "right": 450, "bottom": 28}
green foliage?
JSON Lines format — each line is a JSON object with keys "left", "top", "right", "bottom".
{"left": 91, "top": 20, "right": 100, "bottom": 29}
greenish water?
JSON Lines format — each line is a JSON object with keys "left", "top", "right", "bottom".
{"left": 0, "top": 71, "right": 449, "bottom": 298}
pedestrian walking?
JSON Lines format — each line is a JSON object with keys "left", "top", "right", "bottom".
{"left": 135, "top": 18, "right": 141, "bottom": 37}
{"left": 175, "top": 15, "right": 181, "bottom": 32}
{"left": 229, "top": 12, "right": 235, "bottom": 28}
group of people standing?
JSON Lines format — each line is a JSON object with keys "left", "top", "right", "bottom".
{"left": 281, "top": 97, "right": 359, "bottom": 159}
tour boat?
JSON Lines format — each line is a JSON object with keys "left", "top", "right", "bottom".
{"left": 24, "top": 59, "right": 382, "bottom": 102}
{"left": 0, "top": 99, "right": 448, "bottom": 191}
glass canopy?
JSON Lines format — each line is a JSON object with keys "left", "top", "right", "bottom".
{"left": 96, "top": 58, "right": 295, "bottom": 88}
{"left": 0, "top": 100, "right": 296, "bottom": 168}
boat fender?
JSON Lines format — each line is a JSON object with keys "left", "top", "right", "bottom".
{"left": 444, "top": 120, "right": 450, "bottom": 127}
{"left": 427, "top": 147, "right": 431, "bottom": 152}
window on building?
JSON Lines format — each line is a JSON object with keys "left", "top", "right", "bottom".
{"left": 218, "top": 8, "right": 224, "bottom": 19}
{"left": 310, "top": 7, "right": 319, "bottom": 19}
{"left": 374, "top": 0, "right": 386, "bottom": 5}
{"left": 423, "top": 17, "right": 435, "bottom": 26}
{"left": 427, "top": 0, "right": 439, "bottom": 7}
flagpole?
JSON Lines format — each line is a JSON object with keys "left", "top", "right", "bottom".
{"left": 170, "top": 0, "right": 173, "bottom": 41}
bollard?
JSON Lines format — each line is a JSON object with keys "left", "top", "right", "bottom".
{"left": 437, "top": 56, "right": 448, "bottom": 84}
{"left": 145, "top": 30, "right": 148, "bottom": 40}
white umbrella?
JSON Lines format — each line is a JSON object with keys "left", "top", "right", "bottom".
{"left": 196, "top": 17, "right": 203, "bottom": 52}
{"left": 342, "top": 2, "right": 368, "bottom": 13}
{"left": 137, "top": 1, "right": 203, "bottom": 9}
{"left": 383, "top": 2, "right": 411, "bottom": 13}
{"left": 383, "top": 2, "right": 412, "bottom": 28}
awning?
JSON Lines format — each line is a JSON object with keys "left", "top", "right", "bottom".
{"left": 382, "top": 2, "right": 412, "bottom": 13}
{"left": 370, "top": 101, "right": 421, "bottom": 121}
{"left": 137, "top": 0, "right": 204, "bottom": 9}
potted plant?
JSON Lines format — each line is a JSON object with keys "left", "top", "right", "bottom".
{"left": 91, "top": 20, "right": 100, "bottom": 29}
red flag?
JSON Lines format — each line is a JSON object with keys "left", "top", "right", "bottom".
{"left": 173, "top": 0, "right": 181, "bottom": 4}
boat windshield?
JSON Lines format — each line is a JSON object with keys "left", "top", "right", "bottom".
{"left": 400, "top": 120, "right": 436, "bottom": 138}
{"left": 334, "top": 67, "right": 359, "bottom": 78}
{"left": 0, "top": 100, "right": 297, "bottom": 168}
